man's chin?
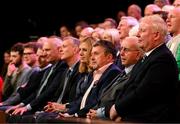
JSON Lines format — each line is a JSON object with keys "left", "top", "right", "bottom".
{"left": 91, "top": 65, "right": 98, "bottom": 70}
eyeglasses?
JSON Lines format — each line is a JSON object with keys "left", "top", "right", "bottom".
{"left": 120, "top": 47, "right": 139, "bottom": 53}
{"left": 23, "top": 52, "right": 35, "bottom": 55}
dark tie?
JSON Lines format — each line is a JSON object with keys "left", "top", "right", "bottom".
{"left": 57, "top": 69, "right": 72, "bottom": 103}
{"left": 141, "top": 55, "right": 147, "bottom": 63}
{"left": 36, "top": 66, "right": 55, "bottom": 98}
{"left": 112, "top": 71, "right": 126, "bottom": 86}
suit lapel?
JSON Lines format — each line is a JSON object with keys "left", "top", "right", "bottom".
{"left": 63, "top": 61, "right": 80, "bottom": 96}
{"left": 122, "top": 44, "right": 167, "bottom": 90}
{"left": 100, "top": 72, "right": 130, "bottom": 99}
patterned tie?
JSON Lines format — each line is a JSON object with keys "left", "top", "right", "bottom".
{"left": 102, "top": 71, "right": 126, "bottom": 94}
{"left": 117, "top": 71, "right": 126, "bottom": 80}
{"left": 141, "top": 55, "right": 147, "bottom": 63}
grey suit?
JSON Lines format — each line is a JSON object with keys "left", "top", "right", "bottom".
{"left": 95, "top": 71, "right": 130, "bottom": 109}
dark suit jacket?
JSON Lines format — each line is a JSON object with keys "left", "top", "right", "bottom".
{"left": 52, "top": 61, "right": 81, "bottom": 104}
{"left": 114, "top": 51, "right": 124, "bottom": 70}
{"left": 111, "top": 44, "right": 179, "bottom": 122}
{"left": 67, "top": 64, "right": 121, "bottom": 117}
{"left": 18, "top": 66, "right": 50, "bottom": 100}
{"left": 94, "top": 71, "right": 130, "bottom": 109}
{"left": 22, "top": 61, "right": 67, "bottom": 111}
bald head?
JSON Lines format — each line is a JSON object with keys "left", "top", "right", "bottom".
{"left": 128, "top": 4, "right": 142, "bottom": 20}
{"left": 144, "top": 4, "right": 161, "bottom": 16}
{"left": 37, "top": 37, "right": 48, "bottom": 46}
{"left": 79, "top": 27, "right": 94, "bottom": 42}
{"left": 120, "top": 36, "right": 143, "bottom": 67}
{"left": 123, "top": 36, "right": 141, "bottom": 50}
{"left": 47, "top": 37, "right": 62, "bottom": 48}
{"left": 42, "top": 37, "right": 63, "bottom": 63}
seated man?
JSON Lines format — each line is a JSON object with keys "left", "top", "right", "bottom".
{"left": 35, "top": 40, "right": 121, "bottom": 123}
{"left": 109, "top": 15, "right": 178, "bottom": 123}
{"left": 1, "top": 43, "right": 32, "bottom": 103}
{"left": 6, "top": 37, "right": 67, "bottom": 123}
{"left": 87, "top": 36, "right": 143, "bottom": 119}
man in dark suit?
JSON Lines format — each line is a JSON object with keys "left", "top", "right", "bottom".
{"left": 109, "top": 15, "right": 179, "bottom": 123}
{"left": 58, "top": 40, "right": 121, "bottom": 117}
{"left": 52, "top": 36, "right": 81, "bottom": 104}
{"left": 1, "top": 46, "right": 51, "bottom": 110}
{"left": 10, "top": 37, "right": 82, "bottom": 123}
{"left": 34, "top": 40, "right": 121, "bottom": 123}
{"left": 87, "top": 36, "right": 143, "bottom": 119}
{"left": 40, "top": 36, "right": 81, "bottom": 110}
{"left": 7, "top": 37, "right": 67, "bottom": 116}
{"left": 17, "top": 47, "right": 51, "bottom": 101}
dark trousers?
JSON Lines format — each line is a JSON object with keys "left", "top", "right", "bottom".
{"left": 0, "top": 105, "right": 12, "bottom": 111}
{"left": 35, "top": 111, "right": 59, "bottom": 123}
{"left": 7, "top": 111, "right": 35, "bottom": 123}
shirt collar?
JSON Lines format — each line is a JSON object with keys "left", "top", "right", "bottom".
{"left": 69, "top": 61, "right": 79, "bottom": 72}
{"left": 93, "top": 62, "right": 113, "bottom": 76}
{"left": 145, "top": 43, "right": 164, "bottom": 57}
{"left": 40, "top": 64, "right": 52, "bottom": 71}
{"left": 124, "top": 64, "right": 134, "bottom": 74}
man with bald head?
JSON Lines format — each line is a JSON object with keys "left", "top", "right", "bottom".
{"left": 87, "top": 36, "right": 143, "bottom": 119}
{"left": 7, "top": 37, "right": 67, "bottom": 117}
{"left": 127, "top": 4, "right": 142, "bottom": 20}
{"left": 144, "top": 4, "right": 161, "bottom": 16}
{"left": 79, "top": 27, "right": 94, "bottom": 42}
{"left": 109, "top": 15, "right": 178, "bottom": 122}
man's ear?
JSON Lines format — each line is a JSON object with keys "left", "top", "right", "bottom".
{"left": 136, "top": 51, "right": 143, "bottom": 61}
{"left": 106, "top": 53, "right": 114, "bottom": 62}
{"left": 154, "top": 31, "right": 161, "bottom": 41}
{"left": 74, "top": 46, "right": 80, "bottom": 54}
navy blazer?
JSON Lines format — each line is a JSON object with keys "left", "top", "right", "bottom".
{"left": 67, "top": 64, "right": 121, "bottom": 117}
{"left": 113, "top": 44, "right": 179, "bottom": 122}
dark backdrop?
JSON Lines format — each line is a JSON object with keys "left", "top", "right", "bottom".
{"left": 0, "top": 0, "right": 174, "bottom": 68}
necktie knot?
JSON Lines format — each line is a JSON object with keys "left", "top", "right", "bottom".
{"left": 67, "top": 69, "right": 72, "bottom": 77}
{"left": 141, "top": 55, "right": 147, "bottom": 63}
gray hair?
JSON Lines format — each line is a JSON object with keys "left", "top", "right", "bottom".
{"left": 140, "top": 15, "right": 167, "bottom": 40}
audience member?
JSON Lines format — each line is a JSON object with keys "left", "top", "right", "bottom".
{"left": 166, "top": 7, "right": 180, "bottom": 80}
{"left": 154, "top": 0, "right": 170, "bottom": 8}
{"left": 2, "top": 43, "right": 31, "bottom": 101}
{"left": 127, "top": 4, "right": 142, "bottom": 20}
{"left": 144, "top": 4, "right": 161, "bottom": 16}
{"left": 87, "top": 36, "right": 143, "bottom": 119}
{"left": 109, "top": 15, "right": 178, "bottom": 122}
{"left": 1, "top": 50, "right": 11, "bottom": 80}
{"left": 79, "top": 27, "right": 94, "bottom": 42}
{"left": 173, "top": 0, "right": 180, "bottom": 7}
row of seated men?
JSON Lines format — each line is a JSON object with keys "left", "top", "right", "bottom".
{"left": 0, "top": 14, "right": 179, "bottom": 123}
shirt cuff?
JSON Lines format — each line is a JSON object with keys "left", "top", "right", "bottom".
{"left": 96, "top": 107, "right": 106, "bottom": 119}
{"left": 26, "top": 104, "right": 32, "bottom": 111}
{"left": 19, "top": 103, "right": 25, "bottom": 107}
{"left": 74, "top": 113, "right": 78, "bottom": 117}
